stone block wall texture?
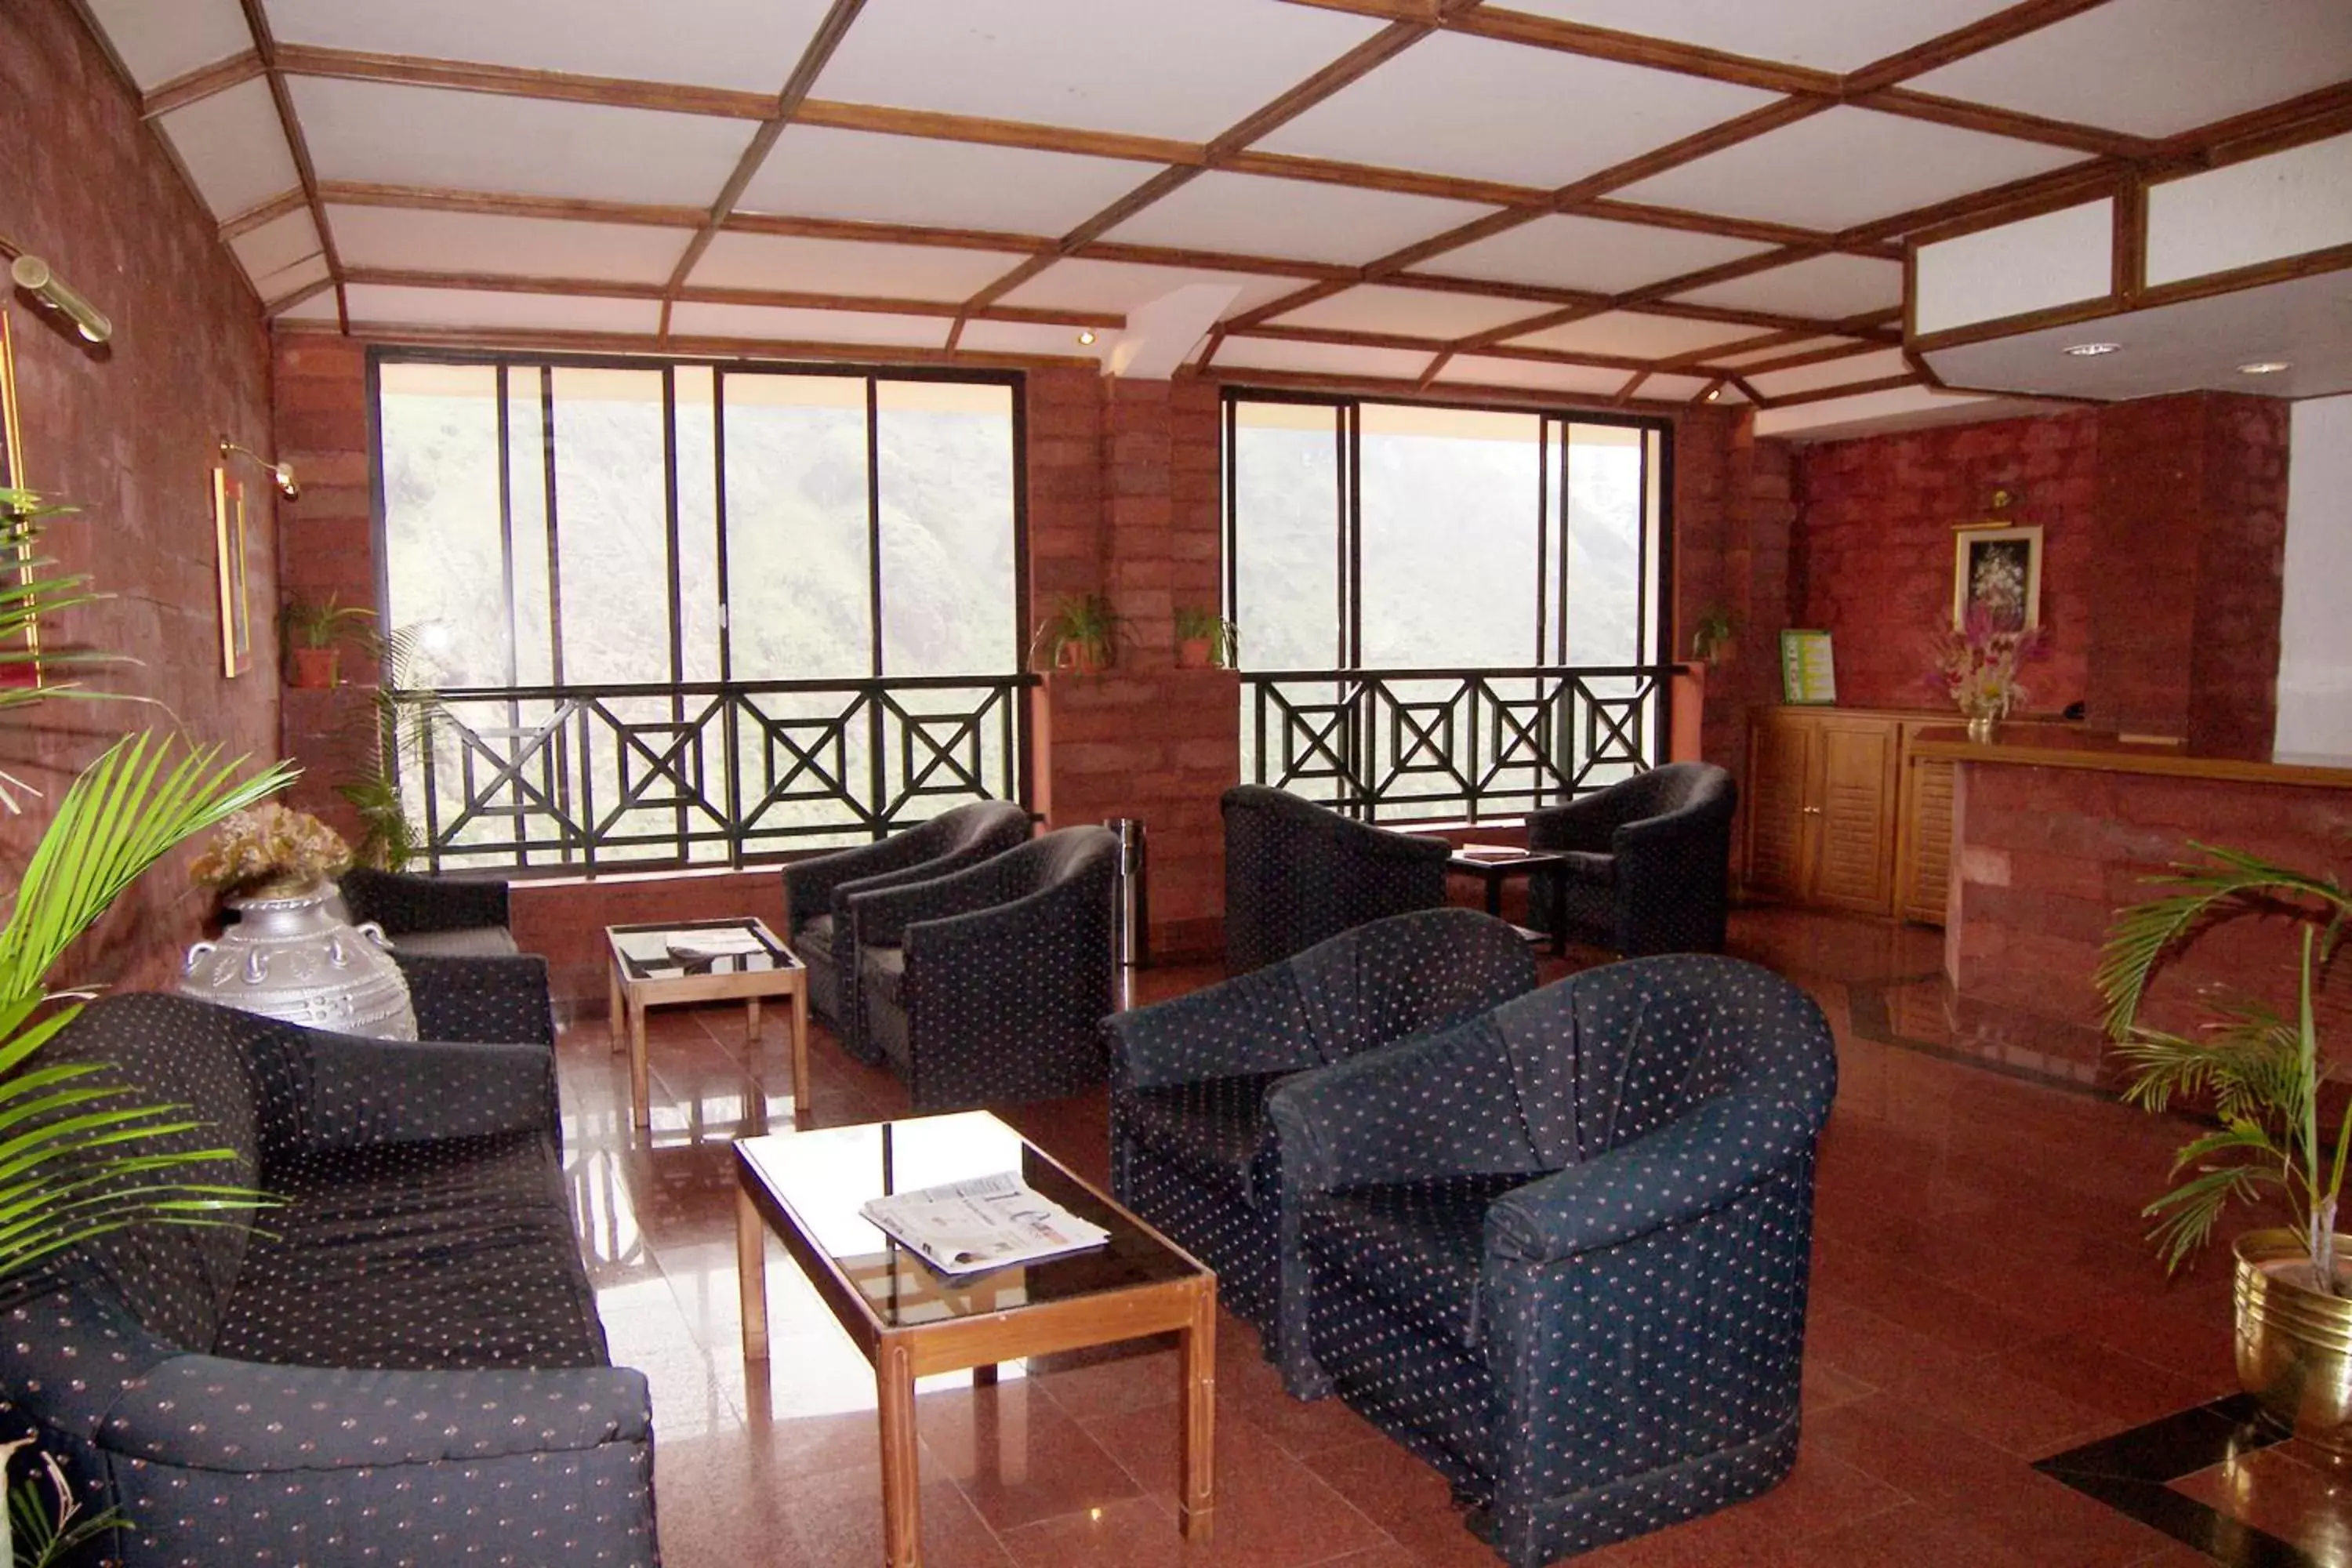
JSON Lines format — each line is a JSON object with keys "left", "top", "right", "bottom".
{"left": 0, "top": 0, "right": 278, "bottom": 991}
{"left": 1949, "top": 761, "right": 2351, "bottom": 1060}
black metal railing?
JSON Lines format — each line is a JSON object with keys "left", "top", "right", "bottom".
{"left": 397, "top": 674, "right": 1034, "bottom": 873}
{"left": 1242, "top": 664, "right": 1683, "bottom": 822}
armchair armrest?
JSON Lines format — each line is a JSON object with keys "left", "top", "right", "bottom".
{"left": 271, "top": 1031, "right": 557, "bottom": 1153}
{"left": 1104, "top": 962, "right": 1316, "bottom": 1091}
{"left": 782, "top": 833, "right": 938, "bottom": 932}
{"left": 1526, "top": 793, "right": 1620, "bottom": 855}
{"left": 830, "top": 837, "right": 1007, "bottom": 912}
{"left": 1333, "top": 815, "right": 1453, "bottom": 866}
{"left": 849, "top": 850, "right": 1026, "bottom": 947}
{"left": 394, "top": 953, "right": 555, "bottom": 1046}
{"left": 1483, "top": 1093, "right": 1813, "bottom": 1263}
{"left": 1265, "top": 1014, "right": 1544, "bottom": 1196}
{"left": 102, "top": 1357, "right": 650, "bottom": 1471}
{"left": 340, "top": 867, "right": 510, "bottom": 936}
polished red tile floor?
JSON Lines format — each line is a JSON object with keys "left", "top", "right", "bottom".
{"left": 557, "top": 906, "right": 2320, "bottom": 1566}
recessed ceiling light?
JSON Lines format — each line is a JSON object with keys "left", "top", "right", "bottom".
{"left": 2237, "top": 360, "right": 2290, "bottom": 376}
{"left": 2062, "top": 342, "right": 2122, "bottom": 358}
{"left": 1076, "top": 329, "right": 1097, "bottom": 346}
{"left": 1703, "top": 386, "right": 1723, "bottom": 402}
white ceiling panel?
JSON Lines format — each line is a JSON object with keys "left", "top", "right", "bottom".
{"left": 667, "top": 302, "right": 951, "bottom": 348}
{"left": 288, "top": 77, "right": 757, "bottom": 206}
{"left": 1504, "top": 311, "right": 1760, "bottom": 358}
{"left": 154, "top": 78, "right": 301, "bottom": 220}
{"left": 740, "top": 128, "right": 1147, "bottom": 235}
{"left": 342, "top": 284, "right": 662, "bottom": 334}
{"left": 811, "top": 0, "right": 1385, "bottom": 142}
{"left": 1638, "top": 373, "right": 1714, "bottom": 401}
{"left": 690, "top": 232, "right": 1012, "bottom": 301}
{"left": 999, "top": 260, "right": 1301, "bottom": 319}
{"left": 1105, "top": 172, "right": 1495, "bottom": 267}
{"left": 278, "top": 292, "right": 341, "bottom": 323}
{"left": 328, "top": 206, "right": 692, "bottom": 285}
{"left": 228, "top": 208, "right": 322, "bottom": 283}
{"left": 263, "top": 0, "right": 835, "bottom": 94}
{"left": 1209, "top": 337, "right": 1434, "bottom": 381}
{"left": 83, "top": 0, "right": 252, "bottom": 89}
{"left": 1671, "top": 252, "right": 1905, "bottom": 318}
{"left": 1912, "top": 0, "right": 2352, "bottom": 139}
{"left": 1615, "top": 107, "right": 2082, "bottom": 233}
{"left": 955, "top": 320, "right": 1111, "bottom": 361}
{"left": 1268, "top": 285, "right": 1550, "bottom": 341}
{"left": 1425, "top": 213, "right": 1771, "bottom": 294}
{"left": 1705, "top": 335, "right": 1867, "bottom": 368}
{"left": 1496, "top": 0, "right": 2023, "bottom": 73}
{"left": 1747, "top": 347, "right": 1915, "bottom": 397}
{"left": 1258, "top": 33, "right": 1773, "bottom": 190}
{"left": 1434, "top": 356, "right": 1632, "bottom": 395}
{"left": 253, "top": 253, "right": 334, "bottom": 307}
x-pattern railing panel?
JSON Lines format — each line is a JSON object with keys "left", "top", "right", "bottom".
{"left": 1244, "top": 664, "right": 1679, "bottom": 822}
{"left": 402, "top": 675, "right": 1033, "bottom": 873}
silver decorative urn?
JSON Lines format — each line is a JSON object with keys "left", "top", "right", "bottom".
{"left": 181, "top": 881, "right": 417, "bottom": 1039}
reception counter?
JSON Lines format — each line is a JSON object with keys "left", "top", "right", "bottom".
{"left": 1916, "top": 724, "right": 2352, "bottom": 1075}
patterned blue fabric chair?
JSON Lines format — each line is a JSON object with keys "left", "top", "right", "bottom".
{"left": 849, "top": 826, "right": 1117, "bottom": 1112}
{"left": 339, "top": 865, "right": 517, "bottom": 956}
{"left": 1221, "top": 786, "right": 1452, "bottom": 975}
{"left": 1105, "top": 909, "right": 1537, "bottom": 1386}
{"left": 1524, "top": 762, "right": 1737, "bottom": 956}
{"left": 0, "top": 993, "right": 656, "bottom": 1567}
{"left": 1267, "top": 956, "right": 1836, "bottom": 1567}
{"left": 782, "top": 800, "right": 1033, "bottom": 1064}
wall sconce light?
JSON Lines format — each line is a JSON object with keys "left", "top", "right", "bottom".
{"left": 220, "top": 439, "right": 300, "bottom": 501}
{"left": 7, "top": 255, "right": 112, "bottom": 345}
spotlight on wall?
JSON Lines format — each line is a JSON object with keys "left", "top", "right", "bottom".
{"left": 220, "top": 439, "right": 300, "bottom": 501}
{"left": 8, "top": 254, "right": 112, "bottom": 344}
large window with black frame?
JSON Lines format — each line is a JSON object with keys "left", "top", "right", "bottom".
{"left": 372, "top": 352, "right": 1028, "bottom": 873}
{"left": 1224, "top": 390, "right": 1672, "bottom": 823}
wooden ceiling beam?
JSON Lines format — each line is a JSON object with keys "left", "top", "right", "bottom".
{"left": 1840, "top": 0, "right": 2122, "bottom": 95}
{"left": 337, "top": 265, "right": 1123, "bottom": 327}
{"left": 1192, "top": 364, "right": 1702, "bottom": 412}
{"left": 286, "top": 316, "right": 1100, "bottom": 372}
{"left": 721, "top": 212, "right": 1048, "bottom": 255}
{"left": 238, "top": 0, "right": 348, "bottom": 331}
{"left": 792, "top": 99, "right": 1203, "bottom": 166}
{"left": 1447, "top": 9, "right": 1840, "bottom": 96}
{"left": 318, "top": 180, "right": 708, "bottom": 228}
{"left": 1750, "top": 371, "right": 1924, "bottom": 410}
{"left": 1856, "top": 86, "right": 2155, "bottom": 158}
{"left": 274, "top": 42, "right": 775, "bottom": 119}
{"left": 219, "top": 186, "right": 311, "bottom": 242}
{"left": 141, "top": 49, "right": 265, "bottom": 119}
{"left": 1071, "top": 240, "right": 1352, "bottom": 282}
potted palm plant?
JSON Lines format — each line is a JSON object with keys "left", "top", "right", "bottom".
{"left": 278, "top": 594, "right": 376, "bottom": 690}
{"left": 1029, "top": 593, "right": 1128, "bottom": 677}
{"left": 2097, "top": 844, "right": 2351, "bottom": 1457}
{"left": 1172, "top": 605, "right": 1237, "bottom": 670}
{"left": 0, "top": 731, "right": 292, "bottom": 1563}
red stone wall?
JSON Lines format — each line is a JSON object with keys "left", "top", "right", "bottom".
{"left": 0, "top": 0, "right": 279, "bottom": 991}
{"left": 1948, "top": 761, "right": 2352, "bottom": 1069}
{"left": 2189, "top": 397, "right": 2288, "bottom": 760}
{"left": 1796, "top": 409, "right": 2100, "bottom": 713}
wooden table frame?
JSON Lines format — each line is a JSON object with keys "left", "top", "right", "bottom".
{"left": 735, "top": 1135, "right": 1215, "bottom": 1567}
{"left": 1447, "top": 850, "right": 1570, "bottom": 956}
{"left": 605, "top": 920, "right": 808, "bottom": 1131}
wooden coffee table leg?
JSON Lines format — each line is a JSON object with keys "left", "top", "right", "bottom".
{"left": 789, "top": 978, "right": 811, "bottom": 1127}
{"left": 746, "top": 995, "right": 761, "bottom": 1042}
{"left": 876, "top": 1335, "right": 922, "bottom": 1568}
{"left": 736, "top": 1186, "right": 768, "bottom": 1362}
{"left": 1179, "top": 1279, "right": 1216, "bottom": 1542}
{"left": 608, "top": 961, "right": 623, "bottom": 1054}
{"left": 630, "top": 996, "right": 652, "bottom": 1131}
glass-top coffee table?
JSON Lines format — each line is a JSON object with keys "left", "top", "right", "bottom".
{"left": 606, "top": 917, "right": 808, "bottom": 1131}
{"left": 735, "top": 1111, "right": 1215, "bottom": 1566}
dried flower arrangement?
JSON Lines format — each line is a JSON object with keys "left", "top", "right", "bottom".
{"left": 1928, "top": 604, "right": 2048, "bottom": 720}
{"left": 189, "top": 803, "right": 353, "bottom": 898}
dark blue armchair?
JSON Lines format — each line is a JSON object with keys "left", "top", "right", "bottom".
{"left": 1525, "top": 762, "right": 1737, "bottom": 956}
{"left": 1104, "top": 908, "right": 1537, "bottom": 1385}
{"left": 1221, "top": 786, "right": 1451, "bottom": 975}
{"left": 1266, "top": 955, "right": 1835, "bottom": 1566}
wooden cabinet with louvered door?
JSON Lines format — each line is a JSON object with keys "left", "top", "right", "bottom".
{"left": 1896, "top": 732, "right": 1956, "bottom": 925}
{"left": 1744, "top": 711, "right": 1813, "bottom": 899}
{"left": 1743, "top": 708, "right": 1905, "bottom": 919}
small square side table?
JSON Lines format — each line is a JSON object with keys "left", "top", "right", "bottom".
{"left": 605, "top": 917, "right": 808, "bottom": 1130}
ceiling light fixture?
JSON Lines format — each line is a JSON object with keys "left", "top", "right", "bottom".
{"left": 1076, "top": 329, "right": 1097, "bottom": 346}
{"left": 220, "top": 438, "right": 300, "bottom": 501}
{"left": 1702, "top": 386, "right": 1723, "bottom": 403}
{"left": 2236, "top": 360, "right": 2291, "bottom": 376}
{"left": 2061, "top": 342, "right": 2122, "bottom": 358}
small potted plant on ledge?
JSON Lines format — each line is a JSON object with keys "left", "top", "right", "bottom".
{"left": 2098, "top": 846, "right": 2352, "bottom": 1457}
{"left": 1173, "top": 605, "right": 1237, "bottom": 670}
{"left": 1029, "top": 593, "right": 1128, "bottom": 677}
{"left": 1690, "top": 607, "right": 1734, "bottom": 667}
{"left": 279, "top": 593, "right": 376, "bottom": 690}
{"left": 1929, "top": 605, "right": 2045, "bottom": 741}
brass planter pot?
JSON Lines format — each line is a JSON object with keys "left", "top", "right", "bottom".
{"left": 2234, "top": 1229, "right": 2352, "bottom": 1462}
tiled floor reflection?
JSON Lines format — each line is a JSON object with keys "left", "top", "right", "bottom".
{"left": 560, "top": 906, "right": 2292, "bottom": 1566}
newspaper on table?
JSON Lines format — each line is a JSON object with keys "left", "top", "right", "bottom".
{"left": 663, "top": 929, "right": 771, "bottom": 961}
{"left": 858, "top": 1171, "right": 1110, "bottom": 1275}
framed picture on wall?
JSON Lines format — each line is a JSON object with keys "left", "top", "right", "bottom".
{"left": 0, "top": 312, "right": 43, "bottom": 693}
{"left": 213, "top": 466, "right": 250, "bottom": 677}
{"left": 1952, "top": 524, "right": 2042, "bottom": 631}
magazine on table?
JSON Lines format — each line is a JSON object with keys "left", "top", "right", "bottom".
{"left": 858, "top": 1172, "right": 1109, "bottom": 1275}
{"left": 1456, "top": 842, "right": 1531, "bottom": 862}
{"left": 663, "top": 929, "right": 771, "bottom": 962}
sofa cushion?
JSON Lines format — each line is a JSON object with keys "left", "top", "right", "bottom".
{"left": 1118, "top": 1073, "right": 1287, "bottom": 1202}
{"left": 216, "top": 1131, "right": 607, "bottom": 1371}
{"left": 387, "top": 925, "right": 520, "bottom": 958}
{"left": 1298, "top": 1172, "right": 1529, "bottom": 1349}
{"left": 793, "top": 913, "right": 835, "bottom": 967}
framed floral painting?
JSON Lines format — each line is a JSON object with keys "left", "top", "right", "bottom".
{"left": 1952, "top": 524, "right": 2041, "bottom": 632}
